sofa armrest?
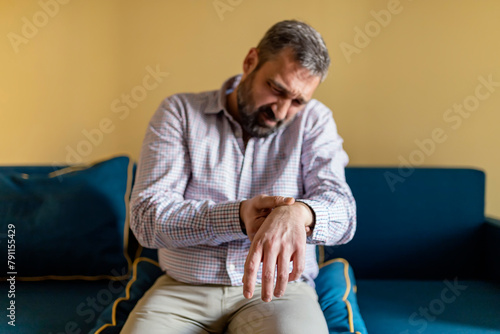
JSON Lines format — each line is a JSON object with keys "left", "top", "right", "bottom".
{"left": 484, "top": 217, "right": 500, "bottom": 281}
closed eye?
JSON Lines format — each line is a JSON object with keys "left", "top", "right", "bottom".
{"left": 267, "top": 79, "right": 308, "bottom": 106}
{"left": 268, "top": 82, "right": 284, "bottom": 96}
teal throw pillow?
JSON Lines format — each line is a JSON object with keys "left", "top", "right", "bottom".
{"left": 315, "top": 257, "right": 368, "bottom": 334}
{"left": 90, "top": 254, "right": 163, "bottom": 333}
{"left": 0, "top": 156, "right": 133, "bottom": 280}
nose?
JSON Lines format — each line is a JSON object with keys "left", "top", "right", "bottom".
{"left": 273, "top": 99, "right": 291, "bottom": 121}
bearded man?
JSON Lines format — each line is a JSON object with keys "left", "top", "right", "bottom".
{"left": 124, "top": 19, "right": 356, "bottom": 334}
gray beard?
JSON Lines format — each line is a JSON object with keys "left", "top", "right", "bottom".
{"left": 236, "top": 83, "right": 284, "bottom": 138}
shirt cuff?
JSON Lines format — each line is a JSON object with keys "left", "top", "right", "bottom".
{"left": 209, "top": 201, "right": 248, "bottom": 243}
{"left": 297, "top": 199, "right": 330, "bottom": 244}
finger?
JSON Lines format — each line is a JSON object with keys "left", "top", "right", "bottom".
{"left": 243, "top": 245, "right": 263, "bottom": 299}
{"left": 288, "top": 245, "right": 306, "bottom": 282}
{"left": 274, "top": 252, "right": 290, "bottom": 298}
{"left": 255, "top": 195, "right": 295, "bottom": 210}
{"left": 261, "top": 246, "right": 278, "bottom": 302}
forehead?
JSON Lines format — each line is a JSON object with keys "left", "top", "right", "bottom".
{"left": 256, "top": 49, "right": 321, "bottom": 100}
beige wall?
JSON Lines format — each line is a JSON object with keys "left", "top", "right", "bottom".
{"left": 1, "top": 0, "right": 499, "bottom": 218}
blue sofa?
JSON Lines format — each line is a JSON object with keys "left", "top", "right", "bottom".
{"left": 325, "top": 167, "right": 500, "bottom": 334}
{"left": 1, "top": 156, "right": 499, "bottom": 333}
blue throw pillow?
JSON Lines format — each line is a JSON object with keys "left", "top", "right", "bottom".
{"left": 315, "top": 256, "right": 368, "bottom": 334}
{"left": 90, "top": 252, "right": 163, "bottom": 334}
{"left": 0, "top": 156, "right": 133, "bottom": 280}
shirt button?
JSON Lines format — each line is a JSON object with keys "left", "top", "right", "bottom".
{"left": 234, "top": 130, "right": 241, "bottom": 138}
{"left": 228, "top": 264, "right": 236, "bottom": 271}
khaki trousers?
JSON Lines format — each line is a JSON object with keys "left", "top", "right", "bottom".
{"left": 121, "top": 274, "right": 329, "bottom": 334}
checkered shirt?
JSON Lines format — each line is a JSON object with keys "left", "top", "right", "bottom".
{"left": 130, "top": 75, "right": 356, "bottom": 287}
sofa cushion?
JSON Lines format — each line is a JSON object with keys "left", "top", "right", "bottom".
{"left": 0, "top": 279, "right": 126, "bottom": 333}
{"left": 356, "top": 279, "right": 500, "bottom": 334}
{"left": 0, "top": 156, "right": 133, "bottom": 280}
{"left": 315, "top": 258, "right": 368, "bottom": 334}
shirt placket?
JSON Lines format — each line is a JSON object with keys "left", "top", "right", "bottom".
{"left": 226, "top": 133, "right": 255, "bottom": 285}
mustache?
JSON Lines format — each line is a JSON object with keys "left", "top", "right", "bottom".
{"left": 258, "top": 105, "right": 277, "bottom": 122}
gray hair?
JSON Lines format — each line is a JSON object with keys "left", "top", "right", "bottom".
{"left": 256, "top": 20, "right": 330, "bottom": 81}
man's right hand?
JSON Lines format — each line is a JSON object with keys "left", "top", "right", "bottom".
{"left": 239, "top": 195, "right": 295, "bottom": 241}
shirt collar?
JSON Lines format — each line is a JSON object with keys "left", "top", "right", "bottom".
{"left": 204, "top": 75, "right": 242, "bottom": 115}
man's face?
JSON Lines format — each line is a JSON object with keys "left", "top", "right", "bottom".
{"left": 236, "top": 48, "right": 321, "bottom": 138}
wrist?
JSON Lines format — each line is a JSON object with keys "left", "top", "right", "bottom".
{"left": 294, "top": 201, "right": 315, "bottom": 228}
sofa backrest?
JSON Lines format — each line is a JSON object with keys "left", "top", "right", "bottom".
{"left": 324, "top": 167, "right": 486, "bottom": 280}
{"left": 2, "top": 164, "right": 487, "bottom": 280}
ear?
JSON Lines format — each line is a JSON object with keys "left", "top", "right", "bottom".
{"left": 242, "top": 48, "right": 259, "bottom": 78}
